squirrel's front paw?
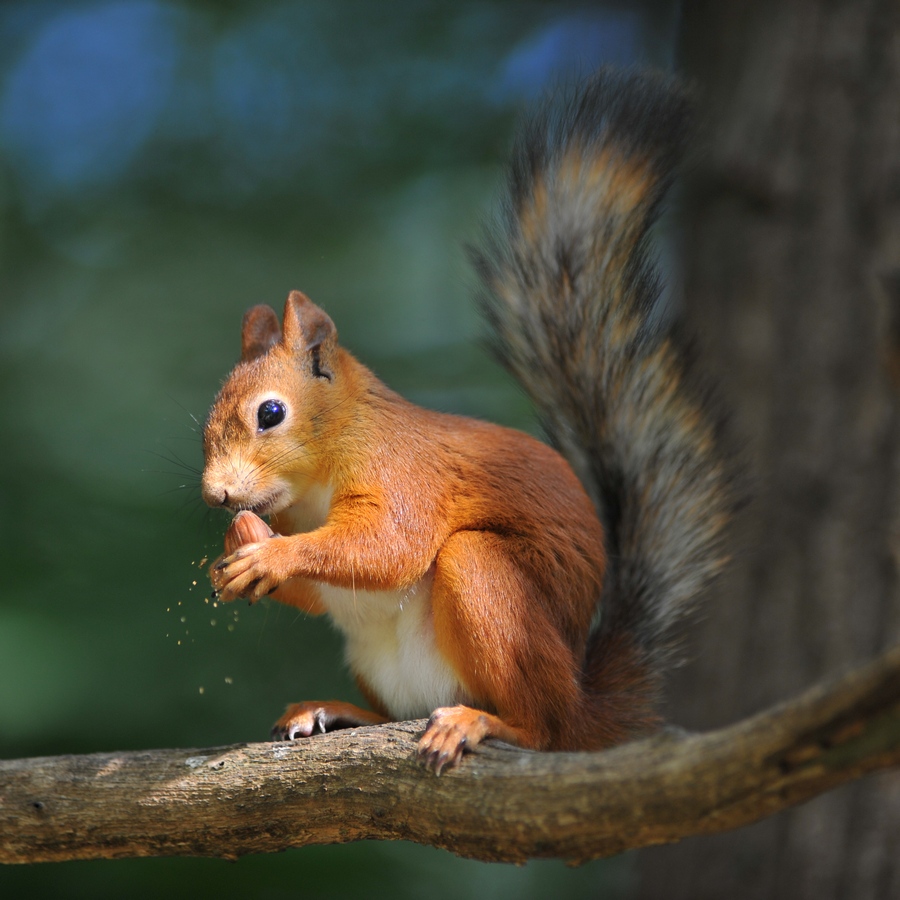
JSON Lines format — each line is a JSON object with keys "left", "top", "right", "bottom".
{"left": 209, "top": 511, "right": 281, "bottom": 602}
{"left": 212, "top": 538, "right": 288, "bottom": 602}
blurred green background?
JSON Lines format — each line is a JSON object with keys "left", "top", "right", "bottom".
{"left": 0, "top": 1, "right": 677, "bottom": 896}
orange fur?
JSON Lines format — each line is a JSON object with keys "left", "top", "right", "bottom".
{"left": 200, "top": 73, "right": 728, "bottom": 774}
{"left": 202, "top": 291, "right": 653, "bottom": 771}
{"left": 269, "top": 579, "right": 325, "bottom": 615}
{"left": 273, "top": 700, "right": 388, "bottom": 739}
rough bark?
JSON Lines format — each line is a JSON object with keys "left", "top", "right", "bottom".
{"left": 639, "top": 2, "right": 900, "bottom": 898}
{"left": 1, "top": 644, "right": 899, "bottom": 866}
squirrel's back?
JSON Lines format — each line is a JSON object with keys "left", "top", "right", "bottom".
{"left": 472, "top": 68, "right": 730, "bottom": 714}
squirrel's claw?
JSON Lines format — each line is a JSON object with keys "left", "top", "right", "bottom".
{"left": 210, "top": 541, "right": 284, "bottom": 602}
{"left": 417, "top": 709, "right": 476, "bottom": 775}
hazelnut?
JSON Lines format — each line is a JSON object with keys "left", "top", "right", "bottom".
{"left": 225, "top": 510, "right": 275, "bottom": 554}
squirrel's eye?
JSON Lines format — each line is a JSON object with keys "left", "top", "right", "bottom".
{"left": 257, "top": 399, "right": 286, "bottom": 431}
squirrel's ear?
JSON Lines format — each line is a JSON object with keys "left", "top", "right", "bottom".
{"left": 281, "top": 290, "right": 337, "bottom": 379}
{"left": 241, "top": 305, "right": 282, "bottom": 362}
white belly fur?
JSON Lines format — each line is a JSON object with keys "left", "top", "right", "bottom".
{"left": 318, "top": 573, "right": 467, "bottom": 719}
{"left": 278, "top": 484, "right": 465, "bottom": 718}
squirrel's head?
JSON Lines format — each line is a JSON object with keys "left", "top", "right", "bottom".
{"left": 201, "top": 290, "right": 344, "bottom": 515}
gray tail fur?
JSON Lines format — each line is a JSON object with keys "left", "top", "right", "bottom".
{"left": 471, "top": 68, "right": 729, "bottom": 684}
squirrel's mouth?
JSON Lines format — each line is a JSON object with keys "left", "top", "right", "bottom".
{"left": 233, "top": 492, "right": 285, "bottom": 518}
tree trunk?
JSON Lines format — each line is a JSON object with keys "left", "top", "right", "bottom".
{"left": 638, "top": 2, "right": 900, "bottom": 898}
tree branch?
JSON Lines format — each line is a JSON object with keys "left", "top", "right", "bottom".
{"left": 2, "top": 643, "right": 899, "bottom": 866}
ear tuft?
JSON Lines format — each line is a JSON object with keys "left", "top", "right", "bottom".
{"left": 241, "top": 305, "right": 282, "bottom": 361}
{"left": 281, "top": 291, "right": 337, "bottom": 378}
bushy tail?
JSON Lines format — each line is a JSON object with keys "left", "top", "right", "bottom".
{"left": 471, "top": 68, "right": 730, "bottom": 722}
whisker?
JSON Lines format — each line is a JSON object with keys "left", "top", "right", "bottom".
{"left": 184, "top": 492, "right": 207, "bottom": 511}
{"left": 166, "top": 393, "right": 204, "bottom": 433}
{"left": 145, "top": 466, "right": 203, "bottom": 481}
{"left": 143, "top": 448, "right": 202, "bottom": 477}
{"left": 156, "top": 483, "right": 201, "bottom": 496}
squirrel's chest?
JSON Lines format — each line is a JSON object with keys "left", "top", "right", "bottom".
{"left": 317, "top": 574, "right": 468, "bottom": 719}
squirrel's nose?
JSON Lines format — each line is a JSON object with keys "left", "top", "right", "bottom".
{"left": 201, "top": 479, "right": 230, "bottom": 509}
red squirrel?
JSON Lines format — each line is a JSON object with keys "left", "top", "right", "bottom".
{"left": 201, "top": 69, "right": 729, "bottom": 774}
